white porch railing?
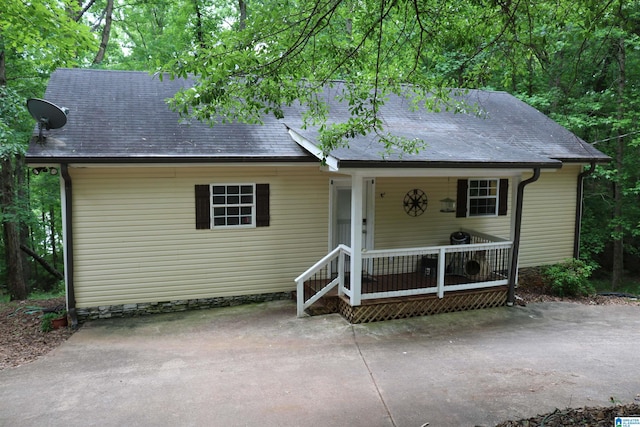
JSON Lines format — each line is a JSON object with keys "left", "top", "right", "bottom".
{"left": 296, "top": 231, "right": 512, "bottom": 317}
{"left": 295, "top": 244, "right": 351, "bottom": 317}
{"left": 357, "top": 240, "right": 512, "bottom": 300}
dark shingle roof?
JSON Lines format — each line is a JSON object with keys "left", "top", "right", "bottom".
{"left": 26, "top": 69, "right": 608, "bottom": 167}
{"left": 283, "top": 86, "right": 608, "bottom": 167}
{"left": 26, "top": 68, "right": 313, "bottom": 163}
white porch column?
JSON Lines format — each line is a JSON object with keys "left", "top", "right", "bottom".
{"left": 350, "top": 175, "right": 364, "bottom": 306}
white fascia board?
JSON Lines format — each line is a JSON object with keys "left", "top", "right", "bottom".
{"left": 288, "top": 129, "right": 340, "bottom": 172}
{"left": 336, "top": 167, "right": 549, "bottom": 178}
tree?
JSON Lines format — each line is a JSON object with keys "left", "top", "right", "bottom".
{"left": 0, "top": 0, "right": 94, "bottom": 299}
{"left": 161, "top": 0, "right": 516, "bottom": 154}
{"left": 2, "top": 0, "right": 637, "bottom": 291}
{"left": 515, "top": 1, "right": 640, "bottom": 288}
{"left": 157, "top": 0, "right": 640, "bottom": 286}
{"left": 93, "top": 0, "right": 115, "bottom": 65}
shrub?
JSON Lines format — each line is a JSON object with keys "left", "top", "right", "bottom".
{"left": 543, "top": 258, "right": 595, "bottom": 297}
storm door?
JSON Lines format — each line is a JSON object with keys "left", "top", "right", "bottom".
{"left": 330, "top": 178, "right": 374, "bottom": 273}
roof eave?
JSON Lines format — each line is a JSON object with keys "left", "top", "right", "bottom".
{"left": 335, "top": 159, "right": 563, "bottom": 170}
{"left": 553, "top": 156, "right": 611, "bottom": 164}
{"left": 24, "top": 155, "right": 319, "bottom": 165}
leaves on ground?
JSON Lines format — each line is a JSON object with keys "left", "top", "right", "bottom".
{"left": 0, "top": 297, "right": 73, "bottom": 370}
{"left": 495, "top": 403, "right": 640, "bottom": 426}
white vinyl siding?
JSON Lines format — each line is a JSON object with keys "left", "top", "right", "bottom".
{"left": 374, "top": 169, "right": 579, "bottom": 269}
{"left": 70, "top": 166, "right": 330, "bottom": 307}
{"left": 374, "top": 177, "right": 513, "bottom": 249}
{"left": 518, "top": 165, "right": 580, "bottom": 267}
{"left": 69, "top": 165, "right": 580, "bottom": 308}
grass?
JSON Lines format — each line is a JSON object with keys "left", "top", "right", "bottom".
{"left": 28, "top": 287, "right": 65, "bottom": 301}
{"left": 591, "top": 275, "right": 640, "bottom": 296}
{"left": 0, "top": 281, "right": 65, "bottom": 304}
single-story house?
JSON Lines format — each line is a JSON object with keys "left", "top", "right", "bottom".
{"left": 26, "top": 68, "right": 609, "bottom": 324}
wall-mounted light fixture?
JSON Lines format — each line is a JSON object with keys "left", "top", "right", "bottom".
{"left": 32, "top": 167, "right": 58, "bottom": 176}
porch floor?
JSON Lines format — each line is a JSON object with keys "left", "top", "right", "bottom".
{"left": 304, "top": 273, "right": 508, "bottom": 323}
{"left": 306, "top": 271, "right": 488, "bottom": 299}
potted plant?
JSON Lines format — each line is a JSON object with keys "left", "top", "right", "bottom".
{"left": 41, "top": 310, "right": 68, "bottom": 332}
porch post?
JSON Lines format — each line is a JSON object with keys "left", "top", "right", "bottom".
{"left": 350, "top": 175, "right": 363, "bottom": 306}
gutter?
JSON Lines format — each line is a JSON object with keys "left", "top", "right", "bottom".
{"left": 61, "top": 164, "right": 77, "bottom": 328}
{"left": 25, "top": 156, "right": 318, "bottom": 165}
{"left": 336, "top": 160, "right": 561, "bottom": 170}
{"left": 507, "top": 168, "right": 541, "bottom": 306}
{"left": 574, "top": 162, "right": 596, "bottom": 258}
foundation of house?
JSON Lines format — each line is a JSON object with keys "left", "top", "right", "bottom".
{"left": 74, "top": 291, "right": 294, "bottom": 323}
{"left": 306, "top": 286, "right": 509, "bottom": 323}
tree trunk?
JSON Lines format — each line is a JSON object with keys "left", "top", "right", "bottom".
{"left": 50, "top": 206, "right": 58, "bottom": 270}
{"left": 239, "top": 0, "right": 247, "bottom": 30}
{"left": 73, "top": 0, "right": 97, "bottom": 22}
{"left": 0, "top": 49, "right": 28, "bottom": 300}
{"left": 93, "top": 0, "right": 114, "bottom": 64}
{"left": 20, "top": 245, "right": 64, "bottom": 281}
{"left": 0, "top": 50, "right": 5, "bottom": 86}
{"left": 193, "top": 0, "right": 206, "bottom": 49}
{"left": 1, "top": 157, "right": 28, "bottom": 300}
{"left": 16, "top": 155, "right": 32, "bottom": 286}
{"left": 611, "top": 36, "right": 626, "bottom": 290}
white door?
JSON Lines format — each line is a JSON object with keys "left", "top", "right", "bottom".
{"left": 330, "top": 179, "right": 375, "bottom": 270}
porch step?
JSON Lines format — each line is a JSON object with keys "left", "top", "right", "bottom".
{"left": 303, "top": 294, "right": 340, "bottom": 316}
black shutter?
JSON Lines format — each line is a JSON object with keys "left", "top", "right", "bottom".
{"left": 498, "top": 179, "right": 508, "bottom": 216}
{"left": 195, "top": 185, "right": 211, "bottom": 229}
{"left": 256, "top": 184, "right": 270, "bottom": 227}
{"left": 456, "top": 179, "right": 468, "bottom": 218}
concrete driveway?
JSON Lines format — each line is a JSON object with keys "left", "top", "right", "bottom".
{"left": 1, "top": 300, "right": 639, "bottom": 427}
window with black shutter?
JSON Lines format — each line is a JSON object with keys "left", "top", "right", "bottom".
{"left": 456, "top": 178, "right": 508, "bottom": 217}
{"left": 195, "top": 183, "right": 270, "bottom": 229}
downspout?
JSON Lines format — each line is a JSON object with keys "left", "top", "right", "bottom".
{"left": 574, "top": 162, "right": 596, "bottom": 259}
{"left": 61, "top": 164, "right": 77, "bottom": 328}
{"left": 507, "top": 168, "right": 540, "bottom": 306}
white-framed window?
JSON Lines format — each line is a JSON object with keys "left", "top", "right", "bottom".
{"left": 195, "top": 183, "right": 270, "bottom": 230}
{"left": 468, "top": 179, "right": 499, "bottom": 216}
{"left": 210, "top": 184, "right": 256, "bottom": 227}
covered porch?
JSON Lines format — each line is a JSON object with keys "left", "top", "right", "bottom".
{"left": 294, "top": 165, "right": 541, "bottom": 322}
{"left": 296, "top": 229, "right": 513, "bottom": 322}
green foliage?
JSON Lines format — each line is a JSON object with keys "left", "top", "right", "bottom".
{"left": 2, "top": 0, "right": 640, "bottom": 292}
{"left": 1, "top": 0, "right": 96, "bottom": 71}
{"left": 591, "top": 277, "right": 640, "bottom": 297}
{"left": 543, "top": 259, "right": 596, "bottom": 297}
{"left": 1, "top": 0, "right": 95, "bottom": 298}
{"left": 0, "top": 86, "right": 30, "bottom": 156}
{"left": 40, "top": 310, "right": 67, "bottom": 333}
{"left": 160, "top": 0, "right": 507, "bottom": 154}
{"left": 99, "top": 0, "right": 203, "bottom": 70}
{"left": 29, "top": 281, "right": 65, "bottom": 301}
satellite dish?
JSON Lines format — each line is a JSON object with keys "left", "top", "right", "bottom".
{"left": 26, "top": 98, "right": 69, "bottom": 142}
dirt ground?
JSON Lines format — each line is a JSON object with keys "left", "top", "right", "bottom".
{"left": 1, "top": 286, "right": 638, "bottom": 425}
{"left": 0, "top": 296, "right": 73, "bottom": 371}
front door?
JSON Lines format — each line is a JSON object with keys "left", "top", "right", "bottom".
{"left": 330, "top": 179, "right": 374, "bottom": 271}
